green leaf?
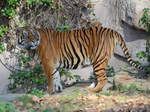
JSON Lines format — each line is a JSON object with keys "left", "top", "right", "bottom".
{"left": 136, "top": 51, "right": 146, "bottom": 59}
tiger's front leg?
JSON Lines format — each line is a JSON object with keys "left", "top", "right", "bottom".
{"left": 42, "top": 64, "right": 62, "bottom": 94}
{"left": 53, "top": 70, "right": 63, "bottom": 93}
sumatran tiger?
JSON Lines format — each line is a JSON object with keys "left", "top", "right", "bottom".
{"left": 16, "top": 26, "right": 142, "bottom": 94}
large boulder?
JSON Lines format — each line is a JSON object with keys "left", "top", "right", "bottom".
{"left": 118, "top": 0, "right": 150, "bottom": 30}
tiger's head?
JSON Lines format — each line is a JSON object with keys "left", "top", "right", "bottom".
{"left": 16, "top": 27, "right": 40, "bottom": 50}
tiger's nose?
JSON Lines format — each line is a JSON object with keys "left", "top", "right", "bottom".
{"left": 26, "top": 44, "right": 32, "bottom": 50}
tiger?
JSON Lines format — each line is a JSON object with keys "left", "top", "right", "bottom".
{"left": 16, "top": 26, "right": 142, "bottom": 94}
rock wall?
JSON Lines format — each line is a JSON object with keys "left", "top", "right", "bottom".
{"left": 118, "top": 0, "right": 150, "bottom": 30}
{"left": 92, "top": 0, "right": 150, "bottom": 71}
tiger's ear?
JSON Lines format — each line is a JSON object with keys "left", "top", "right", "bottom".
{"left": 23, "top": 30, "right": 28, "bottom": 38}
{"left": 30, "top": 29, "right": 40, "bottom": 40}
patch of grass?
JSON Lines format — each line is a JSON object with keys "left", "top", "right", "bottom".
{"left": 103, "top": 92, "right": 111, "bottom": 96}
{"left": 72, "top": 88, "right": 82, "bottom": 94}
{"left": 42, "top": 108, "right": 54, "bottom": 112}
{"left": 29, "top": 88, "right": 45, "bottom": 98}
{"left": 0, "top": 101, "right": 17, "bottom": 112}
{"left": 61, "top": 94, "right": 77, "bottom": 101}
{"left": 115, "top": 83, "right": 145, "bottom": 93}
{"left": 10, "top": 86, "right": 150, "bottom": 112}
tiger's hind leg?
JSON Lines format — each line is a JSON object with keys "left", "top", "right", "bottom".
{"left": 88, "top": 72, "right": 96, "bottom": 89}
{"left": 87, "top": 58, "right": 108, "bottom": 92}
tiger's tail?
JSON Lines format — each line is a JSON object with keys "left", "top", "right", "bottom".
{"left": 117, "top": 33, "right": 143, "bottom": 70}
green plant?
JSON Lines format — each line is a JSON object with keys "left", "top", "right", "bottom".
{"left": 139, "top": 8, "right": 150, "bottom": 32}
{"left": 116, "top": 84, "right": 144, "bottom": 93}
{"left": 0, "top": 102, "right": 18, "bottom": 112}
{"left": 1, "top": 0, "right": 19, "bottom": 18}
{"left": 56, "top": 25, "right": 70, "bottom": 32}
{"left": 42, "top": 108, "right": 54, "bottom": 112}
{"left": 59, "top": 68, "right": 81, "bottom": 86}
{"left": 0, "top": 43, "right": 5, "bottom": 54}
{"left": 8, "top": 65, "right": 47, "bottom": 93}
{"left": 0, "top": 25, "right": 8, "bottom": 38}
{"left": 26, "top": 0, "right": 39, "bottom": 5}
{"left": 26, "top": 0, "right": 55, "bottom": 8}
{"left": 106, "top": 65, "right": 115, "bottom": 77}
{"left": 29, "top": 88, "right": 45, "bottom": 98}
{"left": 0, "top": 25, "right": 8, "bottom": 54}
{"left": 136, "top": 51, "right": 147, "bottom": 59}
{"left": 138, "top": 8, "right": 150, "bottom": 75}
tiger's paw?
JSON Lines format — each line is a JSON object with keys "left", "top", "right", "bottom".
{"left": 53, "top": 81, "right": 62, "bottom": 93}
{"left": 53, "top": 71, "right": 63, "bottom": 93}
{"left": 88, "top": 82, "right": 96, "bottom": 89}
{"left": 85, "top": 82, "right": 96, "bottom": 92}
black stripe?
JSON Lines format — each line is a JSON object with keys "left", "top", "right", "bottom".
{"left": 94, "top": 58, "right": 107, "bottom": 69}
{"left": 83, "top": 29, "right": 90, "bottom": 45}
{"left": 92, "top": 39, "right": 105, "bottom": 64}
{"left": 96, "top": 27, "right": 107, "bottom": 48}
{"left": 60, "top": 50, "right": 67, "bottom": 68}
{"left": 66, "top": 42, "right": 74, "bottom": 68}
{"left": 95, "top": 26, "right": 98, "bottom": 35}
{"left": 123, "top": 47, "right": 127, "bottom": 52}
{"left": 63, "top": 60, "right": 66, "bottom": 68}
{"left": 99, "top": 27, "right": 107, "bottom": 36}
{"left": 110, "top": 30, "right": 114, "bottom": 39}
{"left": 69, "top": 39, "right": 81, "bottom": 69}
{"left": 94, "top": 68, "right": 106, "bottom": 73}
{"left": 83, "top": 45, "right": 88, "bottom": 57}
{"left": 79, "top": 30, "right": 84, "bottom": 42}
{"left": 51, "top": 70, "right": 58, "bottom": 76}
{"left": 56, "top": 61, "right": 62, "bottom": 70}
{"left": 63, "top": 45, "right": 70, "bottom": 69}
{"left": 74, "top": 30, "right": 80, "bottom": 47}
{"left": 79, "top": 30, "right": 88, "bottom": 57}
{"left": 127, "top": 58, "right": 132, "bottom": 61}
{"left": 90, "top": 27, "right": 96, "bottom": 59}
{"left": 95, "top": 72, "right": 106, "bottom": 77}
{"left": 66, "top": 59, "right": 70, "bottom": 69}
{"left": 80, "top": 30, "right": 88, "bottom": 46}
{"left": 77, "top": 39, "right": 85, "bottom": 61}
{"left": 63, "top": 43, "right": 70, "bottom": 69}
{"left": 120, "top": 42, "right": 123, "bottom": 47}
{"left": 94, "top": 53, "right": 107, "bottom": 66}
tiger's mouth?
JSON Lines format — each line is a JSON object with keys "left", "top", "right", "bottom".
{"left": 17, "top": 38, "right": 39, "bottom": 50}
{"left": 24, "top": 43, "right": 38, "bottom": 50}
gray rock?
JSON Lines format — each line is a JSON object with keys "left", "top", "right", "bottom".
{"left": 118, "top": 0, "right": 150, "bottom": 30}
